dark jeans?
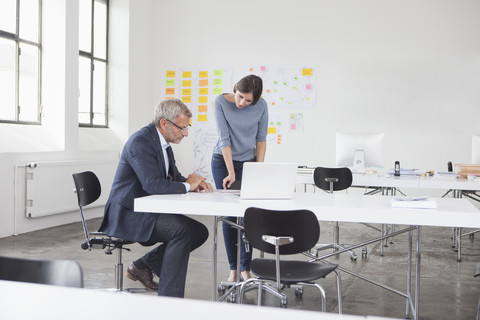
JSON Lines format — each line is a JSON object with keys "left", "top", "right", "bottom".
{"left": 211, "top": 153, "right": 253, "bottom": 271}
{"left": 139, "top": 213, "right": 209, "bottom": 297}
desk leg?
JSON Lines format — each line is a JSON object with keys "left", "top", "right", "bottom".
{"left": 213, "top": 216, "right": 218, "bottom": 301}
{"left": 414, "top": 226, "right": 421, "bottom": 320}
{"left": 406, "top": 228, "right": 412, "bottom": 318}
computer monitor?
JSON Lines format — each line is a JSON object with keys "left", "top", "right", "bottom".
{"left": 336, "top": 133, "right": 384, "bottom": 171}
{"left": 472, "top": 134, "right": 480, "bottom": 164}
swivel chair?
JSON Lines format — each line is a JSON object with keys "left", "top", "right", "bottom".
{"left": 313, "top": 167, "right": 360, "bottom": 261}
{"left": 72, "top": 171, "right": 142, "bottom": 292}
{"left": 238, "top": 207, "right": 342, "bottom": 313}
{"left": 0, "top": 255, "right": 83, "bottom": 288}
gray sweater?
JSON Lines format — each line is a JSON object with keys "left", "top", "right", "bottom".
{"left": 213, "top": 94, "right": 268, "bottom": 161}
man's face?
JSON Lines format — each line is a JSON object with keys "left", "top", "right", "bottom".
{"left": 162, "top": 114, "right": 190, "bottom": 144}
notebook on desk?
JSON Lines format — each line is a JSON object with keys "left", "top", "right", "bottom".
{"left": 237, "top": 162, "right": 297, "bottom": 199}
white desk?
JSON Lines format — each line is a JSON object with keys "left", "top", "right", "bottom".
{"left": 134, "top": 191, "right": 480, "bottom": 320}
{"left": 0, "top": 280, "right": 381, "bottom": 320}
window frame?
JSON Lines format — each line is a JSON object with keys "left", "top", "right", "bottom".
{"left": 0, "top": 0, "right": 43, "bottom": 125}
{"left": 78, "top": 0, "right": 109, "bottom": 128}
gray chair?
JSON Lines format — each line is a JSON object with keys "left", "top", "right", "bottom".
{"left": 313, "top": 167, "right": 360, "bottom": 261}
{"left": 0, "top": 255, "right": 83, "bottom": 288}
{"left": 73, "top": 171, "right": 142, "bottom": 292}
{"left": 238, "top": 207, "right": 342, "bottom": 313}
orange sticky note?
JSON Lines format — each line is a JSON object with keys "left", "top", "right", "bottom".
{"left": 199, "top": 79, "right": 208, "bottom": 87}
{"left": 165, "top": 88, "right": 175, "bottom": 95}
{"left": 198, "top": 105, "right": 208, "bottom": 112}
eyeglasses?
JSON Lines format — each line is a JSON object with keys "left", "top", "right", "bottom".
{"left": 165, "top": 118, "right": 190, "bottom": 133}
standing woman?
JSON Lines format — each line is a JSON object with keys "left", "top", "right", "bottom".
{"left": 211, "top": 74, "right": 268, "bottom": 282}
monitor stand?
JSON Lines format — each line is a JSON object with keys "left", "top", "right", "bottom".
{"left": 353, "top": 149, "right": 365, "bottom": 173}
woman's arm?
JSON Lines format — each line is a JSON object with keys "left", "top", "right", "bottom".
{"left": 221, "top": 146, "right": 236, "bottom": 189}
{"left": 255, "top": 141, "right": 266, "bottom": 162}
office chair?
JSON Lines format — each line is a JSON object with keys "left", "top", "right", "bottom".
{"left": 313, "top": 167, "right": 360, "bottom": 261}
{"left": 73, "top": 171, "right": 143, "bottom": 292}
{"left": 0, "top": 255, "right": 83, "bottom": 288}
{"left": 238, "top": 207, "right": 342, "bottom": 313}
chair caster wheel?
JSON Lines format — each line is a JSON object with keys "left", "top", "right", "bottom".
{"left": 350, "top": 254, "right": 358, "bottom": 261}
{"left": 280, "top": 300, "right": 287, "bottom": 308}
{"left": 362, "top": 247, "right": 368, "bottom": 258}
{"left": 295, "top": 288, "right": 303, "bottom": 297}
{"left": 217, "top": 285, "right": 226, "bottom": 295}
{"left": 227, "top": 294, "right": 237, "bottom": 303}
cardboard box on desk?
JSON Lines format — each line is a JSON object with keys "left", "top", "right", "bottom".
{"left": 454, "top": 163, "right": 480, "bottom": 179}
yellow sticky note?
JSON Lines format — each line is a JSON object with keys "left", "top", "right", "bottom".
{"left": 166, "top": 88, "right": 175, "bottom": 95}
{"left": 199, "top": 88, "right": 209, "bottom": 95}
{"left": 166, "top": 70, "right": 175, "bottom": 78}
{"left": 198, "top": 114, "right": 208, "bottom": 122}
{"left": 198, "top": 96, "right": 208, "bottom": 103}
{"left": 182, "top": 80, "right": 192, "bottom": 87}
{"left": 268, "top": 127, "right": 277, "bottom": 134}
{"left": 182, "top": 88, "right": 191, "bottom": 96}
{"left": 198, "top": 105, "right": 208, "bottom": 112}
{"left": 183, "top": 71, "right": 192, "bottom": 78}
{"left": 182, "top": 96, "right": 191, "bottom": 103}
{"left": 199, "top": 79, "right": 209, "bottom": 87}
{"left": 213, "top": 69, "right": 223, "bottom": 77}
{"left": 166, "top": 79, "right": 175, "bottom": 86}
{"left": 199, "top": 71, "right": 209, "bottom": 78}
{"left": 213, "top": 78, "right": 223, "bottom": 86}
{"left": 213, "top": 87, "right": 223, "bottom": 95}
{"left": 302, "top": 68, "right": 313, "bottom": 76}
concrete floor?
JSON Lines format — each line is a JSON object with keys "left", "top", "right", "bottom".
{"left": 0, "top": 215, "right": 479, "bottom": 319}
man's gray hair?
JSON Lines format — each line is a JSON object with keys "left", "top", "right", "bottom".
{"left": 153, "top": 99, "right": 192, "bottom": 127}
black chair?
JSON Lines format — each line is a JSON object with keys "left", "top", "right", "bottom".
{"left": 238, "top": 207, "right": 342, "bottom": 313}
{"left": 313, "top": 167, "right": 359, "bottom": 261}
{"left": 72, "top": 171, "right": 138, "bottom": 292}
{"left": 0, "top": 256, "right": 83, "bottom": 288}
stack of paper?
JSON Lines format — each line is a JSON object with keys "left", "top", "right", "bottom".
{"left": 391, "top": 196, "right": 437, "bottom": 209}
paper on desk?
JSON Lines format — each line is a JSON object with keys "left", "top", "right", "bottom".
{"left": 391, "top": 197, "right": 437, "bottom": 209}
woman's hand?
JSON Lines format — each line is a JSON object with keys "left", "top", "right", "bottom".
{"left": 222, "top": 173, "right": 236, "bottom": 189}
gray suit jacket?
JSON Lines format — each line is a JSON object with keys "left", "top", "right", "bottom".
{"left": 99, "top": 123, "right": 187, "bottom": 242}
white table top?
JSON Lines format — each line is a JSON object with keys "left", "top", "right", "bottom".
{"left": 1, "top": 280, "right": 390, "bottom": 320}
{"left": 134, "top": 191, "right": 480, "bottom": 229}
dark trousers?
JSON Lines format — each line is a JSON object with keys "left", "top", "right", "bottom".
{"left": 139, "top": 213, "right": 208, "bottom": 297}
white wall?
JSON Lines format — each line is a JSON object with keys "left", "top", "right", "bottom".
{"left": 153, "top": 0, "right": 480, "bottom": 176}
{"left": 1, "top": 0, "right": 479, "bottom": 237}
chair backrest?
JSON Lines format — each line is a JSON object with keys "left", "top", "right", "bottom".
{"left": 72, "top": 171, "right": 101, "bottom": 207}
{"left": 244, "top": 207, "right": 320, "bottom": 255}
{"left": 0, "top": 256, "right": 83, "bottom": 288}
{"left": 313, "top": 167, "right": 352, "bottom": 193}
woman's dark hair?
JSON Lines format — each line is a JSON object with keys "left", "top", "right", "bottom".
{"left": 234, "top": 74, "right": 263, "bottom": 105}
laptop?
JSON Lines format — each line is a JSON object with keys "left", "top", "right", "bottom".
{"left": 237, "top": 162, "right": 298, "bottom": 199}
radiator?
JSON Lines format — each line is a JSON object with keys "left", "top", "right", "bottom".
{"left": 24, "top": 159, "right": 118, "bottom": 218}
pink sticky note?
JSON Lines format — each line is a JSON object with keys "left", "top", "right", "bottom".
{"left": 291, "top": 124, "right": 297, "bottom": 130}
{"left": 306, "top": 84, "right": 312, "bottom": 90}
{"left": 260, "top": 66, "right": 267, "bottom": 72}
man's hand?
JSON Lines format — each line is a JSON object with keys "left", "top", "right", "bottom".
{"left": 186, "top": 173, "right": 213, "bottom": 192}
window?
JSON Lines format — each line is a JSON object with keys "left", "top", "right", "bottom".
{"left": 0, "top": 0, "right": 42, "bottom": 124}
{"left": 79, "top": 0, "right": 108, "bottom": 127}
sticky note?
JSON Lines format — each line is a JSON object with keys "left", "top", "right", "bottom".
{"left": 213, "top": 69, "right": 224, "bottom": 77}
{"left": 198, "top": 105, "right": 208, "bottom": 112}
{"left": 182, "top": 96, "right": 191, "bottom": 103}
{"left": 199, "top": 71, "right": 208, "bottom": 78}
{"left": 183, "top": 71, "right": 192, "bottom": 78}
{"left": 166, "top": 70, "right": 175, "bottom": 78}
{"left": 268, "top": 127, "right": 277, "bottom": 134}
{"left": 199, "top": 88, "right": 209, "bottom": 95}
{"left": 213, "top": 78, "right": 223, "bottom": 86}
{"left": 166, "top": 79, "right": 175, "bottom": 86}
{"left": 290, "top": 124, "right": 296, "bottom": 130}
{"left": 302, "top": 68, "right": 313, "bottom": 76}
{"left": 166, "top": 88, "right": 175, "bottom": 95}
{"left": 199, "top": 79, "right": 208, "bottom": 87}
{"left": 306, "top": 84, "right": 312, "bottom": 90}
{"left": 198, "top": 96, "right": 208, "bottom": 103}
{"left": 213, "top": 87, "right": 223, "bottom": 94}
{"left": 182, "top": 88, "right": 191, "bottom": 96}
{"left": 182, "top": 80, "right": 192, "bottom": 87}
{"left": 260, "top": 66, "right": 267, "bottom": 71}
{"left": 198, "top": 114, "right": 208, "bottom": 122}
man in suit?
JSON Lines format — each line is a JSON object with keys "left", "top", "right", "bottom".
{"left": 99, "top": 99, "right": 213, "bottom": 298}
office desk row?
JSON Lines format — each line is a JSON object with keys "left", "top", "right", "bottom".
{"left": 134, "top": 191, "right": 480, "bottom": 320}
{"left": 0, "top": 280, "right": 393, "bottom": 320}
